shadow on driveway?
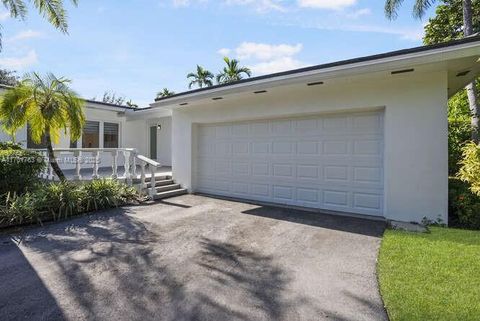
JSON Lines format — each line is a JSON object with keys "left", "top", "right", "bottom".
{"left": 0, "top": 195, "right": 387, "bottom": 321}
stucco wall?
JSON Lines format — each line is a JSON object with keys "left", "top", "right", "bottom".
{"left": 171, "top": 71, "right": 448, "bottom": 224}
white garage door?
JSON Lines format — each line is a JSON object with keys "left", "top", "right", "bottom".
{"left": 194, "top": 111, "right": 384, "bottom": 217}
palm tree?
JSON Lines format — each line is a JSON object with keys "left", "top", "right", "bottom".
{"left": 216, "top": 57, "right": 252, "bottom": 84}
{"left": 385, "top": 0, "right": 479, "bottom": 142}
{"left": 0, "top": 72, "right": 85, "bottom": 181}
{"left": 187, "top": 65, "right": 214, "bottom": 89}
{"left": 156, "top": 88, "right": 176, "bottom": 99}
{"left": 0, "top": 0, "right": 78, "bottom": 49}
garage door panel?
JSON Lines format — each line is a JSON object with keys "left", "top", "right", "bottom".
{"left": 195, "top": 111, "right": 384, "bottom": 217}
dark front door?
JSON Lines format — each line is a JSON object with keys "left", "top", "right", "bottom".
{"left": 150, "top": 126, "right": 157, "bottom": 160}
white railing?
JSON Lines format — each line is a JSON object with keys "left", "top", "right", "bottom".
{"left": 29, "top": 148, "right": 162, "bottom": 197}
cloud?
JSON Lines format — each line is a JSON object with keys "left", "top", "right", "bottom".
{"left": 235, "top": 42, "right": 303, "bottom": 60}
{"left": 218, "top": 42, "right": 309, "bottom": 75}
{"left": 217, "top": 48, "right": 231, "bottom": 56}
{"left": 250, "top": 57, "right": 308, "bottom": 74}
{"left": 6, "top": 30, "right": 43, "bottom": 43}
{"left": 224, "top": 0, "right": 286, "bottom": 12}
{"left": 172, "top": 0, "right": 208, "bottom": 7}
{"left": 345, "top": 8, "right": 371, "bottom": 19}
{"left": 171, "top": 0, "right": 285, "bottom": 12}
{"left": 297, "top": 0, "right": 357, "bottom": 10}
{"left": 0, "top": 50, "right": 38, "bottom": 69}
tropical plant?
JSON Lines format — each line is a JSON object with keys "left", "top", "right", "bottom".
{"left": 0, "top": 0, "right": 78, "bottom": 49}
{"left": 0, "top": 149, "right": 45, "bottom": 196}
{"left": 216, "top": 57, "right": 252, "bottom": 84}
{"left": 38, "top": 181, "right": 83, "bottom": 220}
{"left": 187, "top": 65, "right": 214, "bottom": 89}
{"left": 81, "top": 179, "right": 138, "bottom": 211}
{"left": 126, "top": 100, "right": 138, "bottom": 108}
{"left": 0, "top": 192, "right": 43, "bottom": 227}
{"left": 458, "top": 142, "right": 480, "bottom": 194}
{"left": 156, "top": 88, "right": 176, "bottom": 99}
{"left": 0, "top": 72, "right": 85, "bottom": 181}
{"left": 0, "top": 141, "right": 21, "bottom": 150}
{"left": 385, "top": 0, "right": 479, "bottom": 142}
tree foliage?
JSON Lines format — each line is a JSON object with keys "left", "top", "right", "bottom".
{"left": 0, "top": 69, "right": 18, "bottom": 86}
{"left": 0, "top": 0, "right": 78, "bottom": 48}
{"left": 187, "top": 65, "right": 214, "bottom": 89}
{"left": 385, "top": 0, "right": 437, "bottom": 19}
{"left": 216, "top": 57, "right": 252, "bottom": 84}
{"left": 156, "top": 88, "right": 175, "bottom": 99}
{"left": 423, "top": 0, "right": 480, "bottom": 173}
{"left": 0, "top": 72, "right": 85, "bottom": 180}
{"left": 101, "top": 91, "right": 126, "bottom": 106}
{"left": 424, "top": 0, "right": 480, "bottom": 44}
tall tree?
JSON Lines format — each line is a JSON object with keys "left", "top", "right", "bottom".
{"left": 385, "top": 0, "right": 479, "bottom": 142}
{"left": 0, "top": 72, "right": 85, "bottom": 180}
{"left": 0, "top": 0, "right": 78, "bottom": 49}
{"left": 216, "top": 57, "right": 252, "bottom": 84}
{"left": 0, "top": 69, "right": 19, "bottom": 86}
{"left": 101, "top": 91, "right": 126, "bottom": 106}
{"left": 156, "top": 88, "right": 175, "bottom": 99}
{"left": 187, "top": 65, "right": 214, "bottom": 89}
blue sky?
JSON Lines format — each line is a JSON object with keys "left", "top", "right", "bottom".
{"left": 0, "top": 0, "right": 436, "bottom": 106}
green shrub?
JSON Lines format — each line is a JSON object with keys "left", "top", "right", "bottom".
{"left": 448, "top": 119, "right": 470, "bottom": 175}
{"left": 0, "top": 141, "right": 22, "bottom": 150}
{"left": 0, "top": 192, "right": 43, "bottom": 227}
{"left": 458, "top": 142, "right": 480, "bottom": 195}
{"left": 449, "top": 178, "right": 480, "bottom": 230}
{"left": 81, "top": 179, "right": 138, "bottom": 212}
{"left": 0, "top": 179, "right": 140, "bottom": 228}
{"left": 0, "top": 149, "right": 45, "bottom": 196}
{"left": 37, "top": 182, "right": 84, "bottom": 221}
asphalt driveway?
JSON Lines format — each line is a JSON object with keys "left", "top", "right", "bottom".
{"left": 0, "top": 194, "right": 387, "bottom": 321}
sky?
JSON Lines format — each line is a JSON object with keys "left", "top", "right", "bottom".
{"left": 0, "top": 0, "right": 436, "bottom": 107}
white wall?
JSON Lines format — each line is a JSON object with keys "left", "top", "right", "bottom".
{"left": 124, "top": 116, "right": 172, "bottom": 166}
{"left": 171, "top": 71, "right": 449, "bottom": 224}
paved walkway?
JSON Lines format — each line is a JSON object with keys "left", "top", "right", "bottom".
{"left": 0, "top": 195, "right": 387, "bottom": 321}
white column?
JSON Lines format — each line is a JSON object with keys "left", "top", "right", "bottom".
{"left": 73, "top": 150, "right": 82, "bottom": 180}
{"left": 92, "top": 151, "right": 100, "bottom": 179}
{"left": 149, "top": 165, "right": 156, "bottom": 198}
{"left": 123, "top": 150, "right": 132, "bottom": 185}
{"left": 139, "top": 162, "right": 146, "bottom": 189}
{"left": 111, "top": 150, "right": 118, "bottom": 179}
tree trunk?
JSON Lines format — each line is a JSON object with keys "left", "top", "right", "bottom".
{"left": 45, "top": 127, "right": 66, "bottom": 181}
{"left": 463, "top": 0, "right": 479, "bottom": 142}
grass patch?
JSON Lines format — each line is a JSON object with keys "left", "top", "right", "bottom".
{"left": 378, "top": 227, "right": 480, "bottom": 321}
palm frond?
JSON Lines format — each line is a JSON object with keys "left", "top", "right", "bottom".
{"left": 385, "top": 0, "right": 404, "bottom": 20}
{"left": 32, "top": 0, "right": 69, "bottom": 33}
{"left": 1, "top": 0, "right": 27, "bottom": 19}
{"left": 413, "top": 0, "right": 435, "bottom": 19}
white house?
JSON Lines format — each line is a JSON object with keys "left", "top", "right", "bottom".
{"left": 2, "top": 36, "right": 480, "bottom": 224}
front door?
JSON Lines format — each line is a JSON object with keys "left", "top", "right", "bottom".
{"left": 149, "top": 126, "right": 157, "bottom": 160}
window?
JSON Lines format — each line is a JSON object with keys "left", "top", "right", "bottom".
{"left": 69, "top": 139, "right": 78, "bottom": 148}
{"left": 104, "top": 122, "right": 119, "bottom": 148}
{"left": 82, "top": 121, "right": 99, "bottom": 148}
{"left": 27, "top": 124, "right": 47, "bottom": 149}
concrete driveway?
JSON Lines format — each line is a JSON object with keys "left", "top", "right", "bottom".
{"left": 0, "top": 195, "right": 387, "bottom": 321}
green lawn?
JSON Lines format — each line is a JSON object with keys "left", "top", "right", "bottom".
{"left": 378, "top": 227, "right": 480, "bottom": 321}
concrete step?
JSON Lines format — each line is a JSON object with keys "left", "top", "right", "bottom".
{"left": 155, "top": 184, "right": 181, "bottom": 193}
{"left": 145, "top": 179, "right": 174, "bottom": 188}
{"left": 133, "top": 175, "right": 171, "bottom": 184}
{"left": 153, "top": 188, "right": 188, "bottom": 200}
